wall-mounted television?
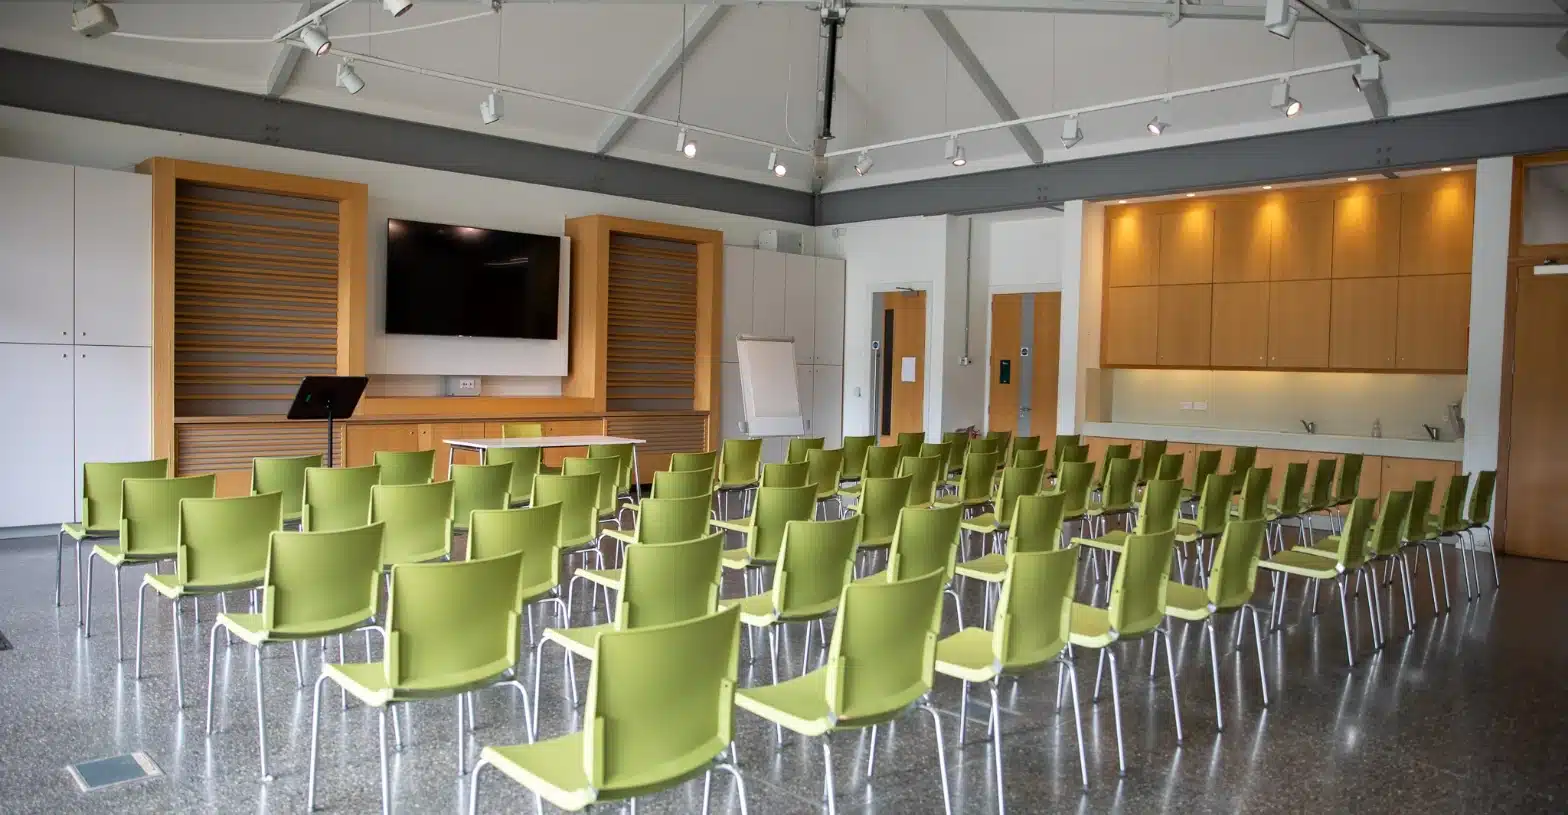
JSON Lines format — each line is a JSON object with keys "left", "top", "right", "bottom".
{"left": 385, "top": 218, "right": 563, "bottom": 340}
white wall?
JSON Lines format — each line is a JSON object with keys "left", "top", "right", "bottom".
{"left": 1058, "top": 201, "right": 1104, "bottom": 435}
{"left": 942, "top": 217, "right": 986, "bottom": 433}
{"left": 1462, "top": 157, "right": 1515, "bottom": 475}
{"left": 973, "top": 212, "right": 1065, "bottom": 293}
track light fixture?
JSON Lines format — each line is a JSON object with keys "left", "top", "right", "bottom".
{"left": 854, "top": 151, "right": 874, "bottom": 177}
{"left": 336, "top": 61, "right": 364, "bottom": 94}
{"left": 70, "top": 1, "right": 119, "bottom": 38}
{"left": 677, "top": 128, "right": 696, "bottom": 159}
{"left": 1146, "top": 101, "right": 1169, "bottom": 136}
{"left": 1352, "top": 54, "right": 1382, "bottom": 93}
{"left": 945, "top": 135, "right": 966, "bottom": 167}
{"left": 768, "top": 149, "right": 786, "bottom": 177}
{"left": 480, "top": 90, "right": 503, "bottom": 125}
{"left": 300, "top": 23, "right": 332, "bottom": 56}
{"left": 1265, "top": 0, "right": 1300, "bottom": 39}
{"left": 381, "top": 0, "right": 413, "bottom": 17}
{"left": 1270, "top": 80, "right": 1302, "bottom": 117}
{"left": 1061, "top": 116, "right": 1083, "bottom": 149}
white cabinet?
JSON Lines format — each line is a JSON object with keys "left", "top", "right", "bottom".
{"left": 0, "top": 344, "right": 77, "bottom": 526}
{"left": 0, "top": 157, "right": 75, "bottom": 344}
{"left": 721, "top": 246, "right": 754, "bottom": 364}
{"left": 74, "top": 346, "right": 153, "bottom": 518}
{"left": 814, "top": 258, "right": 846, "bottom": 366}
{"left": 750, "top": 251, "right": 787, "bottom": 338}
{"left": 812, "top": 365, "right": 844, "bottom": 446}
{"left": 796, "top": 364, "right": 815, "bottom": 435}
{"left": 74, "top": 168, "right": 153, "bottom": 347}
{"left": 784, "top": 254, "right": 817, "bottom": 363}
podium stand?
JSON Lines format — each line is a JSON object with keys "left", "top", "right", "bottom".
{"left": 286, "top": 376, "right": 369, "bottom": 467}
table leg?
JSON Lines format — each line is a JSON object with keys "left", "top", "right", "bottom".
{"left": 631, "top": 445, "right": 641, "bottom": 500}
{"left": 447, "top": 446, "right": 455, "bottom": 479}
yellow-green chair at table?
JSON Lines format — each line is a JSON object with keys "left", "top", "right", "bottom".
{"left": 959, "top": 464, "right": 1045, "bottom": 558}
{"left": 58, "top": 458, "right": 168, "bottom": 622}
{"left": 713, "top": 484, "right": 816, "bottom": 592}
{"left": 715, "top": 438, "right": 763, "bottom": 518}
{"left": 985, "top": 429, "right": 1012, "bottom": 453}
{"left": 588, "top": 442, "right": 636, "bottom": 506}
{"left": 251, "top": 454, "right": 319, "bottom": 525}
{"left": 787, "top": 436, "right": 826, "bottom": 464}
{"left": 301, "top": 465, "right": 381, "bottom": 532}
{"left": 806, "top": 448, "right": 845, "bottom": 519}
{"left": 369, "top": 480, "right": 454, "bottom": 568}
{"left": 485, "top": 446, "right": 542, "bottom": 507}
{"left": 1302, "top": 490, "right": 1414, "bottom": 636}
{"left": 572, "top": 494, "right": 716, "bottom": 616}
{"left": 467, "top": 502, "right": 567, "bottom": 647}
{"left": 1326, "top": 453, "right": 1365, "bottom": 533}
{"left": 623, "top": 467, "right": 713, "bottom": 519}
{"left": 1231, "top": 466, "right": 1274, "bottom": 522}
{"left": 898, "top": 453, "right": 944, "bottom": 508}
{"left": 561, "top": 456, "right": 618, "bottom": 528}
{"left": 1303, "top": 458, "right": 1339, "bottom": 518}
{"left": 451, "top": 462, "right": 513, "bottom": 533}
{"left": 725, "top": 518, "right": 858, "bottom": 682}
{"left": 670, "top": 450, "right": 718, "bottom": 473}
{"left": 1091, "top": 443, "right": 1133, "bottom": 494}
{"left": 1136, "top": 440, "right": 1168, "bottom": 485}
{"left": 1259, "top": 497, "right": 1378, "bottom": 666}
{"left": 1072, "top": 477, "right": 1183, "bottom": 582}
{"left": 1155, "top": 453, "right": 1184, "bottom": 481}
{"left": 836, "top": 445, "right": 900, "bottom": 507}
{"left": 373, "top": 450, "right": 434, "bottom": 486}
{"left": 839, "top": 436, "right": 875, "bottom": 484}
{"left": 1012, "top": 448, "right": 1049, "bottom": 469}
{"left": 846, "top": 475, "right": 912, "bottom": 574}
{"left": 500, "top": 422, "right": 544, "bottom": 438}
{"left": 1085, "top": 457, "right": 1139, "bottom": 537}
{"left": 1049, "top": 434, "right": 1083, "bottom": 475}
{"left": 1051, "top": 460, "right": 1096, "bottom": 542}
{"left": 1228, "top": 446, "right": 1258, "bottom": 483}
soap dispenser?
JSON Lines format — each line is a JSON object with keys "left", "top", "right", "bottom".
{"left": 1372, "top": 419, "right": 1382, "bottom": 439}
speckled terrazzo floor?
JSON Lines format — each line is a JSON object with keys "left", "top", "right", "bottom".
{"left": 0, "top": 531, "right": 1561, "bottom": 814}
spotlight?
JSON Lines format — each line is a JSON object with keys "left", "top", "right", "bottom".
{"left": 1061, "top": 116, "right": 1083, "bottom": 149}
{"left": 381, "top": 0, "right": 413, "bottom": 17}
{"left": 1265, "top": 0, "right": 1299, "bottom": 39}
{"left": 70, "top": 1, "right": 118, "bottom": 38}
{"left": 854, "top": 151, "right": 874, "bottom": 177}
{"left": 1270, "top": 80, "right": 1302, "bottom": 118}
{"left": 945, "top": 135, "right": 966, "bottom": 167}
{"left": 1263, "top": 185, "right": 1274, "bottom": 190}
{"left": 1186, "top": 193, "right": 1196, "bottom": 198}
{"left": 301, "top": 23, "right": 332, "bottom": 56}
{"left": 1146, "top": 114, "right": 1167, "bottom": 136}
{"left": 768, "top": 149, "right": 787, "bottom": 177}
{"left": 480, "top": 90, "right": 503, "bottom": 125}
{"left": 676, "top": 128, "right": 696, "bottom": 159}
{"left": 336, "top": 62, "right": 364, "bottom": 95}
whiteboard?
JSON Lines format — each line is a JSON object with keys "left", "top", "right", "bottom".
{"left": 736, "top": 336, "right": 805, "bottom": 437}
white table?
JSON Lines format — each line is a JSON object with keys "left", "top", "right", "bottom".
{"left": 443, "top": 435, "right": 648, "bottom": 498}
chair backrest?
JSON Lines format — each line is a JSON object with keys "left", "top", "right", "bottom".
{"left": 967, "top": 437, "right": 1003, "bottom": 455}
{"left": 825, "top": 569, "right": 945, "bottom": 721}
{"left": 467, "top": 502, "right": 563, "bottom": 602}
{"left": 1135, "top": 478, "right": 1183, "bottom": 535}
{"left": 589, "top": 443, "right": 635, "bottom": 495}
{"left": 485, "top": 447, "right": 542, "bottom": 506}
{"left": 786, "top": 437, "right": 826, "bottom": 464}
{"left": 1335, "top": 454, "right": 1364, "bottom": 504}
{"left": 1050, "top": 435, "right": 1080, "bottom": 472}
{"left": 80, "top": 458, "right": 169, "bottom": 532}
{"left": 941, "top": 432, "right": 970, "bottom": 474}
{"left": 1436, "top": 473, "right": 1471, "bottom": 532}
{"left": 1013, "top": 448, "right": 1049, "bottom": 469}
{"left": 177, "top": 491, "right": 282, "bottom": 588}
{"left": 1057, "top": 444, "right": 1089, "bottom": 465}
{"left": 626, "top": 494, "right": 713, "bottom": 545}
{"left": 1328, "top": 497, "right": 1377, "bottom": 568}
{"left": 1467, "top": 470, "right": 1497, "bottom": 527}
{"left": 1098, "top": 443, "right": 1132, "bottom": 481}
{"left": 745, "top": 485, "right": 817, "bottom": 562}
{"left": 1235, "top": 466, "right": 1274, "bottom": 522}
{"left": 450, "top": 463, "right": 513, "bottom": 528}
{"left": 1192, "top": 473, "right": 1234, "bottom": 536}
{"left": 530, "top": 473, "right": 601, "bottom": 546}
{"left": 953, "top": 450, "right": 1004, "bottom": 504}
{"left": 1011, "top": 435, "right": 1041, "bottom": 455}
{"left": 1053, "top": 461, "right": 1095, "bottom": 518}
{"left": 369, "top": 481, "right": 454, "bottom": 566}
{"left": 1106, "top": 529, "right": 1176, "bottom": 638}
{"left": 771, "top": 518, "right": 860, "bottom": 618}
{"left": 1366, "top": 490, "right": 1413, "bottom": 559}
{"left": 1229, "top": 446, "right": 1258, "bottom": 476}
{"left": 985, "top": 430, "right": 1012, "bottom": 451}
{"left": 618, "top": 532, "right": 724, "bottom": 629}
{"left": 121, "top": 474, "right": 218, "bottom": 556}
{"left": 649, "top": 468, "right": 714, "bottom": 501}
{"left": 500, "top": 422, "right": 544, "bottom": 439}
{"left": 1099, "top": 458, "right": 1138, "bottom": 510}
{"left": 896, "top": 454, "right": 943, "bottom": 506}
{"left": 561, "top": 457, "right": 617, "bottom": 516}
{"left": 1137, "top": 440, "right": 1168, "bottom": 482}
{"left": 996, "top": 464, "right": 1047, "bottom": 524}
{"left": 716, "top": 438, "right": 763, "bottom": 487}
{"left": 895, "top": 433, "right": 923, "bottom": 462}
{"left": 1404, "top": 479, "right": 1436, "bottom": 541}
{"left": 806, "top": 448, "right": 845, "bottom": 500}
{"left": 887, "top": 503, "right": 963, "bottom": 582}
{"left": 1008, "top": 492, "right": 1068, "bottom": 554}
{"left": 584, "top": 606, "right": 741, "bottom": 795}
{"left": 1154, "top": 453, "right": 1185, "bottom": 481}
{"left": 303, "top": 465, "right": 381, "bottom": 532}
{"left": 385, "top": 551, "right": 523, "bottom": 689}
{"left": 373, "top": 450, "right": 434, "bottom": 486}
{"left": 1274, "top": 462, "right": 1309, "bottom": 517}
{"left": 1307, "top": 458, "right": 1338, "bottom": 510}
{"left": 992, "top": 546, "right": 1078, "bottom": 670}
{"left": 1190, "top": 449, "right": 1222, "bottom": 494}
{"left": 251, "top": 455, "right": 319, "bottom": 519}
{"left": 918, "top": 441, "right": 952, "bottom": 467}
{"left": 263, "top": 523, "right": 385, "bottom": 636}
{"left": 1205, "top": 519, "right": 1268, "bottom": 611}
{"left": 862, "top": 445, "right": 903, "bottom": 479}
{"left": 761, "top": 461, "right": 809, "bottom": 488}
{"left": 856, "top": 475, "right": 913, "bottom": 544}
{"left": 669, "top": 451, "right": 718, "bottom": 473}
{"left": 840, "top": 436, "right": 875, "bottom": 479}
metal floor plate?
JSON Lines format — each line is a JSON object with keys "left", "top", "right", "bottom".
{"left": 67, "top": 752, "right": 162, "bottom": 793}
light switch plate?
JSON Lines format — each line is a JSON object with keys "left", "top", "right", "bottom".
{"left": 1180, "top": 401, "right": 1194, "bottom": 410}
{"left": 1194, "top": 401, "right": 1208, "bottom": 410}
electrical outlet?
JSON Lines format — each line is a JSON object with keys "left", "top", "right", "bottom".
{"left": 444, "top": 376, "right": 482, "bottom": 397}
{"left": 1180, "top": 401, "right": 1194, "bottom": 410}
{"left": 1194, "top": 401, "right": 1208, "bottom": 411}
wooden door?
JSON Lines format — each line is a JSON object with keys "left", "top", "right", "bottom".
{"left": 1330, "top": 277, "right": 1399, "bottom": 370}
{"left": 988, "top": 294, "right": 1023, "bottom": 434}
{"left": 1031, "top": 293, "right": 1062, "bottom": 438}
{"left": 1267, "top": 280, "right": 1330, "bottom": 368}
{"left": 886, "top": 291, "right": 926, "bottom": 440}
{"left": 1500, "top": 264, "right": 1568, "bottom": 560}
{"left": 1211, "top": 282, "right": 1269, "bottom": 368}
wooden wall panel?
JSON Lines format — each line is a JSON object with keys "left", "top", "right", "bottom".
{"left": 1272, "top": 197, "right": 1335, "bottom": 281}
{"left": 1105, "top": 208, "right": 1159, "bottom": 287}
{"left": 606, "top": 412, "right": 709, "bottom": 482}
{"left": 1267, "top": 280, "right": 1330, "bottom": 368}
{"left": 174, "top": 421, "right": 344, "bottom": 481}
{"left": 1103, "top": 286, "right": 1159, "bottom": 366}
{"left": 1329, "top": 277, "right": 1399, "bottom": 370}
{"left": 605, "top": 234, "right": 698, "bottom": 412}
{"left": 1156, "top": 284, "right": 1212, "bottom": 367}
{"left": 1213, "top": 200, "right": 1273, "bottom": 283}
{"left": 1382, "top": 457, "right": 1459, "bottom": 496}
{"left": 1210, "top": 282, "right": 1270, "bottom": 368}
{"left": 1157, "top": 206, "right": 1214, "bottom": 285}
{"left": 1397, "top": 274, "right": 1471, "bottom": 371}
{"left": 1400, "top": 173, "right": 1475, "bottom": 277}
{"left": 1332, "top": 190, "right": 1402, "bottom": 278}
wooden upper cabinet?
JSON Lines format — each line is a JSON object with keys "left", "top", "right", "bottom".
{"left": 1267, "top": 280, "right": 1330, "bottom": 368}
{"left": 1157, "top": 206, "right": 1214, "bottom": 285}
{"left": 1105, "top": 207, "right": 1159, "bottom": 287}
{"left": 1271, "top": 197, "right": 1334, "bottom": 280}
{"left": 1156, "top": 284, "right": 1212, "bottom": 367}
{"left": 1329, "top": 277, "right": 1399, "bottom": 370}
{"left": 1333, "top": 190, "right": 1401, "bottom": 278}
{"left": 1397, "top": 274, "right": 1470, "bottom": 371}
{"left": 1213, "top": 200, "right": 1273, "bottom": 283}
{"left": 1211, "top": 282, "right": 1270, "bottom": 368}
{"left": 1400, "top": 174, "right": 1475, "bottom": 277}
{"left": 1103, "top": 286, "right": 1159, "bottom": 366}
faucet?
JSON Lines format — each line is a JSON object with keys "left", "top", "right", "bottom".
{"left": 1300, "top": 419, "right": 1316, "bottom": 435}
{"left": 1423, "top": 424, "right": 1441, "bottom": 441}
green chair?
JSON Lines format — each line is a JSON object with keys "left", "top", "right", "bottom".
{"left": 58, "top": 458, "right": 168, "bottom": 619}
{"left": 1429, "top": 473, "right": 1478, "bottom": 602}
{"left": 761, "top": 461, "right": 810, "bottom": 488}
{"left": 500, "top": 422, "right": 544, "bottom": 438}
{"left": 919, "top": 440, "right": 953, "bottom": 466}
{"left": 936, "top": 546, "right": 1088, "bottom": 800}
{"left": 467, "top": 502, "right": 567, "bottom": 646}
{"left": 485, "top": 446, "right": 542, "bottom": 507}
{"left": 369, "top": 480, "right": 454, "bottom": 567}
{"left": 1051, "top": 460, "right": 1096, "bottom": 541}
{"left": 1303, "top": 458, "right": 1339, "bottom": 517}
{"left": 623, "top": 468, "right": 714, "bottom": 518}
{"left": 574, "top": 494, "right": 716, "bottom": 614}
{"left": 670, "top": 451, "right": 718, "bottom": 473}
{"left": 1068, "top": 528, "right": 1180, "bottom": 775}
{"left": 1091, "top": 443, "right": 1133, "bottom": 493}
{"left": 1181, "top": 449, "right": 1223, "bottom": 504}
{"left": 985, "top": 429, "right": 1012, "bottom": 452}
{"left": 726, "top": 518, "right": 858, "bottom": 682}
{"left": 251, "top": 454, "right": 319, "bottom": 525}
{"left": 373, "top": 450, "right": 434, "bottom": 486}
{"left": 1330, "top": 453, "right": 1365, "bottom": 520}
{"left": 806, "top": 448, "right": 846, "bottom": 518}
{"left": 1012, "top": 448, "right": 1049, "bottom": 469}
{"left": 713, "top": 484, "right": 816, "bottom": 590}
{"left": 531, "top": 473, "right": 604, "bottom": 568}
{"left": 1231, "top": 466, "right": 1274, "bottom": 522}
{"left": 895, "top": 431, "right": 925, "bottom": 459}
{"left": 967, "top": 436, "right": 1004, "bottom": 457}
{"left": 715, "top": 438, "right": 763, "bottom": 517}
{"left": 135, "top": 491, "right": 282, "bottom": 709}
{"left": 1009, "top": 434, "right": 1041, "bottom": 458}
{"left": 1175, "top": 473, "right": 1234, "bottom": 584}
{"left": 1136, "top": 441, "right": 1168, "bottom": 485}
{"left": 956, "top": 492, "right": 1068, "bottom": 592}
{"left": 734, "top": 570, "right": 952, "bottom": 815}
{"left": 205, "top": 522, "right": 386, "bottom": 780}
{"left": 85, "top": 473, "right": 216, "bottom": 661}
{"left": 470, "top": 606, "right": 746, "bottom": 815}
{"left": 561, "top": 456, "right": 618, "bottom": 526}
{"left": 451, "top": 462, "right": 513, "bottom": 532}
{"left": 787, "top": 436, "right": 826, "bottom": 464}
{"left": 940, "top": 450, "right": 1004, "bottom": 513}
{"left": 1464, "top": 471, "right": 1499, "bottom": 589}
{"left": 306, "top": 551, "right": 534, "bottom": 815}
{"left": 897, "top": 453, "right": 944, "bottom": 508}
{"left": 942, "top": 431, "right": 970, "bottom": 478}
{"left": 1228, "top": 446, "right": 1258, "bottom": 484}
{"left": 588, "top": 442, "right": 636, "bottom": 504}
{"left": 959, "top": 464, "right": 1046, "bottom": 556}
{"left": 1086, "top": 457, "right": 1139, "bottom": 536}
{"left": 1303, "top": 490, "right": 1414, "bottom": 637}
{"left": 302, "top": 465, "right": 381, "bottom": 532}
{"left": 847, "top": 475, "right": 912, "bottom": 571}
{"left": 1259, "top": 497, "right": 1379, "bottom": 666}
{"left": 836, "top": 445, "right": 901, "bottom": 507}
{"left": 1264, "top": 462, "right": 1310, "bottom": 553}
{"left": 1163, "top": 518, "right": 1270, "bottom": 732}
{"left": 1072, "top": 477, "right": 1183, "bottom": 570}
{"left": 1049, "top": 434, "right": 1083, "bottom": 475}
{"left": 839, "top": 436, "right": 875, "bottom": 483}
{"left": 1154, "top": 453, "right": 1184, "bottom": 481}
{"left": 870, "top": 503, "right": 965, "bottom": 626}
{"left": 1398, "top": 479, "right": 1447, "bottom": 616}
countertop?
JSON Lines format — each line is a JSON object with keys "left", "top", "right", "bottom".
{"left": 1081, "top": 422, "right": 1465, "bottom": 462}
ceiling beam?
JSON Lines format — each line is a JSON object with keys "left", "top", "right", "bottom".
{"left": 264, "top": 0, "right": 322, "bottom": 99}
{"left": 1325, "top": 0, "right": 1388, "bottom": 118}
{"left": 923, "top": 10, "right": 1045, "bottom": 165}
{"left": 1554, "top": 0, "right": 1568, "bottom": 61}
{"left": 592, "top": 5, "right": 730, "bottom": 155}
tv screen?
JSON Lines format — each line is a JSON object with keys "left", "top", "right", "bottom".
{"left": 385, "top": 218, "right": 562, "bottom": 340}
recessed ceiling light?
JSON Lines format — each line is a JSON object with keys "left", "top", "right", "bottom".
{"left": 1347, "top": 177, "right": 1359, "bottom": 182}
{"left": 1186, "top": 193, "right": 1196, "bottom": 198}
{"left": 1441, "top": 166, "right": 1454, "bottom": 172}
{"left": 1263, "top": 185, "right": 1274, "bottom": 190}
{"left": 1117, "top": 200, "right": 1128, "bottom": 204}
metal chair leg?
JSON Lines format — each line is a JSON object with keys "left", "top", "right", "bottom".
{"left": 1106, "top": 648, "right": 1127, "bottom": 775}
{"left": 989, "top": 682, "right": 1005, "bottom": 815}
{"left": 255, "top": 643, "right": 271, "bottom": 780}
{"left": 1205, "top": 620, "right": 1223, "bottom": 732}
{"left": 1243, "top": 606, "right": 1269, "bottom": 706}
{"left": 1060, "top": 656, "right": 1089, "bottom": 787}
{"left": 917, "top": 700, "right": 955, "bottom": 815}
{"left": 1336, "top": 575, "right": 1356, "bottom": 668}
{"left": 1158, "top": 628, "right": 1183, "bottom": 743}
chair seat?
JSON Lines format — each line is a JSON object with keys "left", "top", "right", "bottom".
{"left": 382, "top": 548, "right": 448, "bottom": 569}
{"left": 857, "top": 535, "right": 894, "bottom": 551}
{"left": 91, "top": 543, "right": 172, "bottom": 567}
{"left": 322, "top": 662, "right": 396, "bottom": 707}
{"left": 541, "top": 624, "right": 606, "bottom": 660}
{"left": 734, "top": 670, "right": 833, "bottom": 737}
{"left": 480, "top": 734, "right": 596, "bottom": 812}
{"left": 935, "top": 496, "right": 990, "bottom": 509}
{"left": 720, "top": 593, "right": 780, "bottom": 627}
{"left": 953, "top": 553, "right": 1007, "bottom": 583}
{"left": 143, "top": 571, "right": 262, "bottom": 601}
{"left": 216, "top": 610, "right": 374, "bottom": 648}
{"left": 1087, "top": 500, "right": 1133, "bottom": 518}
{"left": 62, "top": 522, "right": 115, "bottom": 542}
{"left": 1164, "top": 582, "right": 1213, "bottom": 622}
{"left": 1073, "top": 531, "right": 1129, "bottom": 553}
{"left": 934, "top": 627, "right": 1000, "bottom": 683}
{"left": 1067, "top": 604, "right": 1114, "bottom": 648}
{"left": 1175, "top": 521, "right": 1218, "bottom": 544}
{"left": 602, "top": 528, "right": 636, "bottom": 546}
{"left": 1259, "top": 549, "right": 1341, "bottom": 579}
{"left": 958, "top": 513, "right": 1002, "bottom": 534}
{"left": 576, "top": 568, "right": 623, "bottom": 590}
{"left": 720, "top": 548, "right": 770, "bottom": 571}
{"left": 1297, "top": 536, "right": 1342, "bottom": 559}
{"left": 836, "top": 484, "right": 863, "bottom": 499}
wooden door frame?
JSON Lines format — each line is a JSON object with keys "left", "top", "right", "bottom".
{"left": 870, "top": 285, "right": 933, "bottom": 440}
{"left": 984, "top": 288, "right": 1064, "bottom": 436}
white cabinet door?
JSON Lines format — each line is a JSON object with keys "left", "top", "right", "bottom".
{"left": 721, "top": 246, "right": 753, "bottom": 364}
{"left": 814, "top": 258, "right": 846, "bottom": 366}
{"left": 784, "top": 254, "right": 817, "bottom": 364}
{"left": 797, "top": 363, "right": 815, "bottom": 436}
{"left": 0, "top": 344, "right": 76, "bottom": 526}
{"left": 74, "top": 346, "right": 153, "bottom": 519}
{"left": 720, "top": 361, "right": 744, "bottom": 440}
{"left": 0, "top": 158, "right": 75, "bottom": 344}
{"left": 74, "top": 168, "right": 153, "bottom": 347}
{"left": 750, "top": 251, "right": 787, "bottom": 339}
{"left": 812, "top": 365, "right": 844, "bottom": 447}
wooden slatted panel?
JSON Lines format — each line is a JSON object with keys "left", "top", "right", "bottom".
{"left": 175, "top": 422, "right": 343, "bottom": 477}
{"left": 175, "top": 183, "right": 339, "bottom": 416}
{"left": 607, "top": 234, "right": 697, "bottom": 411}
{"left": 604, "top": 413, "right": 708, "bottom": 454}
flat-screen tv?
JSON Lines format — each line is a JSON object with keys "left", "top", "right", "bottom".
{"left": 385, "top": 218, "right": 562, "bottom": 340}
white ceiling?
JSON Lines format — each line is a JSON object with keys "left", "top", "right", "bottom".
{"left": 0, "top": 0, "right": 1564, "bottom": 193}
